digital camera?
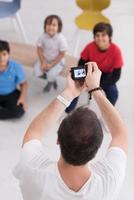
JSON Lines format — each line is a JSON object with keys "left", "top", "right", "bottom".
{"left": 70, "top": 66, "right": 87, "bottom": 81}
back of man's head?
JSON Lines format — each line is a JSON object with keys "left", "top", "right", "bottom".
{"left": 58, "top": 107, "right": 103, "bottom": 166}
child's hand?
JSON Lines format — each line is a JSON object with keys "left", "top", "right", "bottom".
{"left": 41, "top": 62, "right": 47, "bottom": 71}
{"left": 17, "top": 97, "right": 27, "bottom": 111}
{"left": 41, "top": 63, "right": 53, "bottom": 72}
{"left": 46, "top": 63, "right": 53, "bottom": 70}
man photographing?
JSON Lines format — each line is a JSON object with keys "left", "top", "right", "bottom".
{"left": 14, "top": 62, "right": 128, "bottom": 200}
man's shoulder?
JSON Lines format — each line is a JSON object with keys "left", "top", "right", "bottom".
{"left": 13, "top": 140, "right": 56, "bottom": 180}
{"left": 90, "top": 147, "right": 127, "bottom": 176}
{"left": 89, "top": 147, "right": 127, "bottom": 198}
{"left": 18, "top": 140, "right": 55, "bottom": 169}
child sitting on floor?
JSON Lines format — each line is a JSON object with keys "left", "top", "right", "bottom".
{"left": 0, "top": 40, "right": 27, "bottom": 120}
{"left": 34, "top": 15, "right": 68, "bottom": 92}
{"left": 66, "top": 22, "right": 123, "bottom": 113}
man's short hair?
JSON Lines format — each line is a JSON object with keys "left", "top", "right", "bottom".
{"left": 0, "top": 40, "right": 10, "bottom": 53}
{"left": 58, "top": 107, "right": 103, "bottom": 166}
{"left": 93, "top": 22, "right": 113, "bottom": 38}
{"left": 44, "top": 15, "right": 63, "bottom": 33}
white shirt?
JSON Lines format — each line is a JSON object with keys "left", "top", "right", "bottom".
{"left": 13, "top": 140, "right": 127, "bottom": 200}
{"left": 37, "top": 33, "right": 68, "bottom": 62}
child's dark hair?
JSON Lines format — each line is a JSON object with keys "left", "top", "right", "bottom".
{"left": 93, "top": 22, "right": 113, "bottom": 38}
{"left": 0, "top": 40, "right": 10, "bottom": 53}
{"left": 44, "top": 15, "right": 63, "bottom": 33}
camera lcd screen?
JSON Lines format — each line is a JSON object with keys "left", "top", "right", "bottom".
{"left": 74, "top": 69, "right": 86, "bottom": 78}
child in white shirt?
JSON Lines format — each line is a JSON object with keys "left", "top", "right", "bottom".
{"left": 34, "top": 15, "right": 68, "bottom": 92}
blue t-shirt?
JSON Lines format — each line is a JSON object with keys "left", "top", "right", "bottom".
{"left": 0, "top": 60, "right": 26, "bottom": 95}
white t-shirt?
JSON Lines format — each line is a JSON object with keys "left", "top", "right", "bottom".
{"left": 13, "top": 140, "right": 127, "bottom": 200}
{"left": 37, "top": 33, "right": 68, "bottom": 62}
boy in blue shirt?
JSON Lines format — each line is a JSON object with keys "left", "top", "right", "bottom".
{"left": 0, "top": 40, "right": 28, "bottom": 119}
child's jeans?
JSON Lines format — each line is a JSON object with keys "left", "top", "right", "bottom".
{"left": 65, "top": 84, "right": 119, "bottom": 113}
{"left": 33, "top": 59, "right": 65, "bottom": 82}
{"left": 0, "top": 90, "right": 25, "bottom": 119}
{"left": 101, "top": 84, "right": 119, "bottom": 105}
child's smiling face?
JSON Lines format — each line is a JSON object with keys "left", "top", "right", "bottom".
{"left": 45, "top": 18, "right": 59, "bottom": 37}
{"left": 0, "top": 50, "right": 9, "bottom": 71}
{"left": 94, "top": 31, "right": 111, "bottom": 50}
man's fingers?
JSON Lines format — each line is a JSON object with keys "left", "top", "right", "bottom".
{"left": 75, "top": 80, "right": 84, "bottom": 88}
{"left": 93, "top": 63, "right": 99, "bottom": 72}
{"left": 86, "top": 62, "right": 93, "bottom": 76}
{"left": 86, "top": 62, "right": 99, "bottom": 72}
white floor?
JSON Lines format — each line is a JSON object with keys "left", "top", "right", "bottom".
{"left": 0, "top": 0, "right": 134, "bottom": 199}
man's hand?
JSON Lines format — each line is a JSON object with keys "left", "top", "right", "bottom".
{"left": 85, "top": 62, "right": 102, "bottom": 91}
{"left": 62, "top": 73, "right": 87, "bottom": 101}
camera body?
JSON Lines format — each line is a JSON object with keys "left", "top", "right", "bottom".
{"left": 70, "top": 65, "right": 87, "bottom": 81}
